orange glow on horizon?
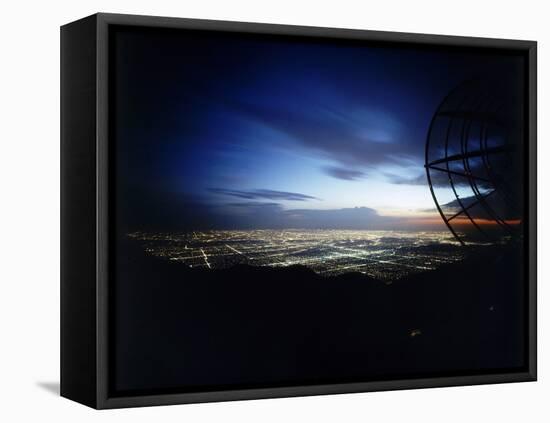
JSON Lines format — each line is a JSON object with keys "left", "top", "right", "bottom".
{"left": 378, "top": 209, "right": 522, "bottom": 228}
{"left": 402, "top": 216, "right": 522, "bottom": 227}
{"left": 450, "top": 218, "right": 522, "bottom": 226}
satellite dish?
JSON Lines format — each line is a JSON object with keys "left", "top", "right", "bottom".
{"left": 425, "top": 78, "right": 524, "bottom": 245}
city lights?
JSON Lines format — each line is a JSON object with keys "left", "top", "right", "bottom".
{"left": 128, "top": 229, "right": 467, "bottom": 281}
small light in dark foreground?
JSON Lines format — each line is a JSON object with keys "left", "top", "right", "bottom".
{"left": 410, "top": 329, "right": 422, "bottom": 337}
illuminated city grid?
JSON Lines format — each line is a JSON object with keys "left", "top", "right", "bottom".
{"left": 128, "top": 229, "right": 467, "bottom": 281}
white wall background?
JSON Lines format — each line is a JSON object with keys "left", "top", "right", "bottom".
{"left": 0, "top": 0, "right": 547, "bottom": 421}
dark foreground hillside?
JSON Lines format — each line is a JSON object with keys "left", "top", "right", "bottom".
{"left": 112, "top": 240, "right": 526, "bottom": 395}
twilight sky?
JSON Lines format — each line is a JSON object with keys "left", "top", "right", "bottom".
{"left": 112, "top": 26, "right": 524, "bottom": 231}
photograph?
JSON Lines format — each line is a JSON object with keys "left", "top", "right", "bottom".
{"left": 108, "top": 23, "right": 531, "bottom": 396}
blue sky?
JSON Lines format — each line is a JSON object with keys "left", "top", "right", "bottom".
{"left": 113, "top": 27, "right": 524, "bottom": 231}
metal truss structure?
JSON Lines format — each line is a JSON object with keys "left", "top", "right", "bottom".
{"left": 425, "top": 78, "right": 523, "bottom": 245}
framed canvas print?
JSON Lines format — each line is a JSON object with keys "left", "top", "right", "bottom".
{"left": 60, "top": 13, "right": 537, "bottom": 409}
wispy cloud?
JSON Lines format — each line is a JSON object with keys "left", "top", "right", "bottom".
{"left": 230, "top": 101, "right": 416, "bottom": 169}
{"left": 209, "top": 188, "right": 321, "bottom": 201}
{"left": 225, "top": 201, "right": 282, "bottom": 208}
{"left": 386, "top": 173, "right": 427, "bottom": 186}
{"left": 322, "top": 166, "right": 365, "bottom": 181}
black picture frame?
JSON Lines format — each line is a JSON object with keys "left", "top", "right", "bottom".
{"left": 61, "top": 12, "right": 537, "bottom": 409}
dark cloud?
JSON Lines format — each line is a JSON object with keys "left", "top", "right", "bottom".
{"left": 323, "top": 166, "right": 365, "bottom": 181}
{"left": 440, "top": 195, "right": 478, "bottom": 212}
{"left": 225, "top": 201, "right": 281, "bottom": 208}
{"left": 437, "top": 192, "right": 521, "bottom": 221}
{"left": 385, "top": 168, "right": 466, "bottom": 187}
{"left": 421, "top": 195, "right": 481, "bottom": 214}
{"left": 208, "top": 188, "right": 321, "bottom": 201}
{"left": 386, "top": 173, "right": 428, "bottom": 186}
{"left": 214, "top": 204, "right": 398, "bottom": 230}
{"left": 386, "top": 169, "right": 491, "bottom": 189}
